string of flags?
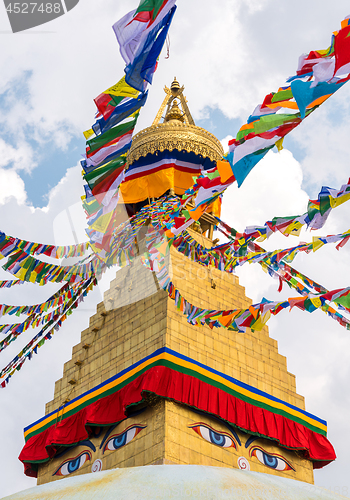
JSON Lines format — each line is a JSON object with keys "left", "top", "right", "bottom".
{"left": 216, "top": 179, "right": 350, "bottom": 247}
{"left": 0, "top": 172, "right": 349, "bottom": 386}
{"left": 2, "top": 251, "right": 103, "bottom": 285}
{"left": 1, "top": 176, "right": 347, "bottom": 289}
{"left": 0, "top": 277, "right": 97, "bottom": 387}
{"left": 0, "top": 231, "right": 90, "bottom": 260}
{"left": 172, "top": 223, "right": 349, "bottom": 326}
{"left": 225, "top": 17, "right": 350, "bottom": 187}
{"left": 0, "top": 281, "right": 82, "bottom": 319}
{"left": 0, "top": 280, "right": 25, "bottom": 289}
{"left": 143, "top": 225, "right": 350, "bottom": 334}
{"left": 81, "top": 0, "right": 177, "bottom": 261}
{"left": 172, "top": 225, "right": 350, "bottom": 272}
{"left": 0, "top": 280, "right": 88, "bottom": 352}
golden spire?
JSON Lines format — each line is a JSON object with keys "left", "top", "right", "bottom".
{"left": 126, "top": 78, "right": 224, "bottom": 168}
{"left": 152, "top": 77, "right": 195, "bottom": 126}
{"left": 170, "top": 77, "right": 181, "bottom": 96}
{"left": 164, "top": 99, "right": 184, "bottom": 123}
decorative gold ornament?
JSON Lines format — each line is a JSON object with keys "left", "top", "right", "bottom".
{"left": 164, "top": 99, "right": 184, "bottom": 123}
{"left": 126, "top": 79, "right": 224, "bottom": 168}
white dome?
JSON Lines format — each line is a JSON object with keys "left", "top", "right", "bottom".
{"left": 1, "top": 465, "right": 347, "bottom": 500}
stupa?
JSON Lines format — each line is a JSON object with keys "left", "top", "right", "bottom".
{"left": 2, "top": 80, "right": 345, "bottom": 500}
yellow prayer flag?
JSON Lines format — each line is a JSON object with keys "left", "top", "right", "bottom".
{"left": 91, "top": 212, "right": 114, "bottom": 233}
{"left": 275, "top": 138, "right": 284, "bottom": 152}
{"left": 252, "top": 311, "right": 271, "bottom": 331}
{"left": 16, "top": 268, "right": 27, "bottom": 281}
{"left": 312, "top": 237, "right": 325, "bottom": 252}
{"left": 104, "top": 76, "right": 139, "bottom": 98}
{"left": 210, "top": 196, "right": 222, "bottom": 218}
{"left": 330, "top": 192, "right": 350, "bottom": 208}
{"left": 260, "top": 262, "right": 268, "bottom": 274}
{"left": 83, "top": 128, "right": 95, "bottom": 140}
{"left": 29, "top": 271, "right": 38, "bottom": 284}
{"left": 282, "top": 221, "right": 302, "bottom": 237}
{"left": 318, "top": 47, "right": 333, "bottom": 56}
{"left": 310, "top": 297, "right": 322, "bottom": 309}
{"left": 120, "top": 252, "right": 126, "bottom": 267}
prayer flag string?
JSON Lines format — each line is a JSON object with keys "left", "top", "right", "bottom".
{"left": 226, "top": 18, "right": 350, "bottom": 187}
{"left": 143, "top": 226, "right": 350, "bottom": 336}
{"left": 0, "top": 277, "right": 97, "bottom": 387}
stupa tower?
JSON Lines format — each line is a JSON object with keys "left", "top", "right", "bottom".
{"left": 14, "top": 80, "right": 337, "bottom": 498}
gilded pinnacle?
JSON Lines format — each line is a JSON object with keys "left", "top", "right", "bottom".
{"left": 170, "top": 77, "right": 181, "bottom": 96}
{"left": 164, "top": 99, "right": 184, "bottom": 123}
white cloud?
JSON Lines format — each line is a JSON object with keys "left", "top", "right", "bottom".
{"left": 220, "top": 135, "right": 233, "bottom": 154}
{"left": 222, "top": 148, "right": 308, "bottom": 230}
{"left": 291, "top": 87, "right": 350, "bottom": 189}
{"left": 0, "top": 138, "right": 35, "bottom": 173}
{"left": 0, "top": 166, "right": 27, "bottom": 205}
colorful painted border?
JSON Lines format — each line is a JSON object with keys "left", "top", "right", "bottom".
{"left": 24, "top": 347, "right": 327, "bottom": 443}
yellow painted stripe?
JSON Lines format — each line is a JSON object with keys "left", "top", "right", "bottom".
{"left": 25, "top": 353, "right": 165, "bottom": 437}
{"left": 164, "top": 354, "right": 326, "bottom": 432}
{"left": 24, "top": 352, "right": 326, "bottom": 438}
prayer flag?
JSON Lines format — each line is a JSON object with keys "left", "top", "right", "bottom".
{"left": 113, "top": 0, "right": 176, "bottom": 67}
{"left": 124, "top": 6, "right": 176, "bottom": 91}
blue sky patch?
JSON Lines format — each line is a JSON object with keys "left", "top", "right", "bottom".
{"left": 22, "top": 135, "right": 84, "bottom": 207}
{"left": 196, "top": 106, "right": 241, "bottom": 148}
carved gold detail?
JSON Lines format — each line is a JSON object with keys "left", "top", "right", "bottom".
{"left": 126, "top": 122, "right": 224, "bottom": 167}
{"left": 127, "top": 78, "right": 224, "bottom": 168}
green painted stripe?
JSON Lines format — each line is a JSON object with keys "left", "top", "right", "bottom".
{"left": 24, "top": 359, "right": 325, "bottom": 442}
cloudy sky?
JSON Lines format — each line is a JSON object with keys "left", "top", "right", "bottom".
{"left": 0, "top": 0, "right": 349, "bottom": 497}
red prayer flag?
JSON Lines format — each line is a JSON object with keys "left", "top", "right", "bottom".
{"left": 334, "top": 26, "right": 350, "bottom": 76}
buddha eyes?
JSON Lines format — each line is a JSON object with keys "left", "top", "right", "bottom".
{"left": 53, "top": 424, "right": 294, "bottom": 476}
{"left": 103, "top": 425, "right": 146, "bottom": 453}
{"left": 53, "top": 451, "right": 91, "bottom": 476}
{"left": 250, "top": 447, "right": 295, "bottom": 471}
{"left": 53, "top": 425, "right": 146, "bottom": 476}
{"left": 189, "top": 424, "right": 295, "bottom": 472}
{"left": 189, "top": 423, "right": 236, "bottom": 449}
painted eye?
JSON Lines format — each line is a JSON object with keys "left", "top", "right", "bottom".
{"left": 251, "top": 447, "right": 294, "bottom": 471}
{"left": 103, "top": 425, "right": 145, "bottom": 453}
{"left": 53, "top": 451, "right": 91, "bottom": 476}
{"left": 189, "top": 424, "right": 236, "bottom": 448}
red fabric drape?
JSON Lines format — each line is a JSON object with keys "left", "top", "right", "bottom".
{"left": 19, "top": 366, "right": 335, "bottom": 477}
